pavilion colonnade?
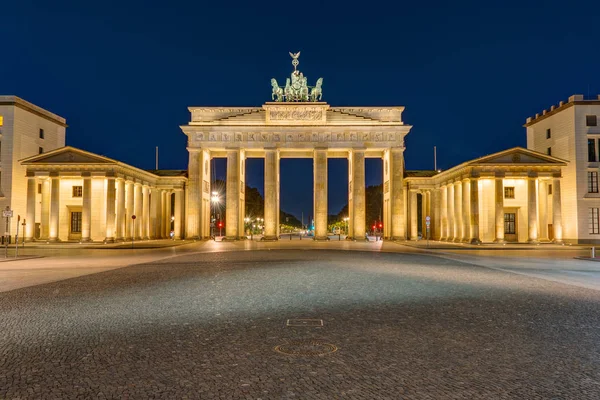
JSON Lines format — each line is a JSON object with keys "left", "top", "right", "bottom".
{"left": 405, "top": 169, "right": 564, "bottom": 243}
{"left": 23, "top": 170, "right": 186, "bottom": 242}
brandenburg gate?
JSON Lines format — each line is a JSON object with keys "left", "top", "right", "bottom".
{"left": 181, "top": 53, "right": 412, "bottom": 240}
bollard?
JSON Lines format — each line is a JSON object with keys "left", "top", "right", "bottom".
{"left": 593, "top": 247, "right": 596, "bottom": 258}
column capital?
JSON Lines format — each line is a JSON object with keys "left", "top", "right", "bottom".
{"left": 26, "top": 171, "right": 36, "bottom": 178}
{"left": 49, "top": 171, "right": 60, "bottom": 178}
{"left": 494, "top": 171, "right": 506, "bottom": 178}
{"left": 81, "top": 171, "right": 92, "bottom": 178}
{"left": 528, "top": 172, "right": 539, "bottom": 179}
{"left": 186, "top": 147, "right": 202, "bottom": 153}
{"left": 105, "top": 171, "right": 116, "bottom": 178}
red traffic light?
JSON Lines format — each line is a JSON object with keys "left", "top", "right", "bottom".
{"left": 378, "top": 223, "right": 382, "bottom": 228}
{"left": 218, "top": 222, "right": 223, "bottom": 228}
{"left": 372, "top": 225, "right": 376, "bottom": 230}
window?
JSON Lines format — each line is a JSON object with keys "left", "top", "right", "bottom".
{"left": 504, "top": 213, "right": 516, "bottom": 234}
{"left": 504, "top": 187, "right": 515, "bottom": 199}
{"left": 38, "top": 147, "right": 43, "bottom": 154}
{"left": 589, "top": 138, "right": 597, "bottom": 162}
{"left": 589, "top": 171, "right": 599, "bottom": 193}
{"left": 70, "top": 212, "right": 82, "bottom": 233}
{"left": 547, "top": 147, "right": 552, "bottom": 156}
{"left": 72, "top": 186, "right": 83, "bottom": 197}
{"left": 546, "top": 128, "right": 551, "bottom": 139}
{"left": 590, "top": 208, "right": 600, "bottom": 234}
{"left": 38, "top": 183, "right": 42, "bottom": 194}
{"left": 39, "top": 128, "right": 44, "bottom": 139}
{"left": 548, "top": 184, "right": 552, "bottom": 195}
{"left": 587, "top": 115, "right": 598, "bottom": 127}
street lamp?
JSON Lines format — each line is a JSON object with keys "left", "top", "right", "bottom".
{"left": 211, "top": 191, "right": 221, "bottom": 239}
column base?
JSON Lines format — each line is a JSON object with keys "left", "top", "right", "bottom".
{"left": 223, "top": 236, "right": 239, "bottom": 241}
{"left": 348, "top": 236, "right": 368, "bottom": 241}
{"left": 24, "top": 237, "right": 34, "bottom": 243}
{"left": 469, "top": 238, "right": 481, "bottom": 245}
{"left": 313, "top": 236, "right": 330, "bottom": 241}
{"left": 47, "top": 237, "right": 60, "bottom": 242}
{"left": 80, "top": 237, "right": 92, "bottom": 243}
{"left": 391, "top": 236, "right": 406, "bottom": 241}
{"left": 104, "top": 237, "right": 115, "bottom": 243}
{"left": 493, "top": 239, "right": 506, "bottom": 244}
{"left": 528, "top": 239, "right": 540, "bottom": 244}
{"left": 410, "top": 236, "right": 418, "bottom": 241}
{"left": 553, "top": 239, "right": 564, "bottom": 244}
{"left": 262, "top": 236, "right": 279, "bottom": 241}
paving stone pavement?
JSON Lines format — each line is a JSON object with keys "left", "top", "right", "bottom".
{"left": 1, "top": 250, "right": 600, "bottom": 399}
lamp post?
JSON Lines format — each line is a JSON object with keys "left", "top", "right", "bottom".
{"left": 343, "top": 217, "right": 349, "bottom": 237}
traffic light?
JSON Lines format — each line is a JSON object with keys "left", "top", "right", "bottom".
{"left": 218, "top": 222, "right": 223, "bottom": 228}
{"left": 372, "top": 225, "right": 376, "bottom": 230}
{"left": 378, "top": 223, "right": 383, "bottom": 228}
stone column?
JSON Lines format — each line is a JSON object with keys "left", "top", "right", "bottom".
{"left": 440, "top": 185, "right": 447, "bottom": 240}
{"left": 390, "top": 148, "right": 405, "bottom": 240}
{"left": 81, "top": 174, "right": 92, "bottom": 242}
{"left": 116, "top": 179, "right": 125, "bottom": 241}
{"left": 25, "top": 175, "right": 36, "bottom": 241}
{"left": 264, "top": 149, "right": 279, "bottom": 240}
{"left": 135, "top": 184, "right": 143, "bottom": 240}
{"left": 150, "top": 188, "right": 161, "bottom": 239}
{"left": 186, "top": 149, "right": 201, "bottom": 239}
{"left": 538, "top": 180, "right": 548, "bottom": 241}
{"left": 226, "top": 149, "right": 241, "bottom": 240}
{"left": 433, "top": 188, "right": 441, "bottom": 240}
{"left": 528, "top": 176, "right": 539, "bottom": 243}
{"left": 447, "top": 184, "right": 454, "bottom": 241}
{"left": 470, "top": 178, "right": 480, "bottom": 244}
{"left": 174, "top": 190, "right": 183, "bottom": 240}
{"left": 453, "top": 181, "right": 462, "bottom": 242}
{"left": 351, "top": 150, "right": 366, "bottom": 240}
{"left": 125, "top": 181, "right": 134, "bottom": 240}
{"left": 462, "top": 179, "right": 470, "bottom": 242}
{"left": 165, "top": 191, "right": 172, "bottom": 238}
{"left": 494, "top": 175, "right": 505, "bottom": 243}
{"left": 104, "top": 175, "right": 116, "bottom": 243}
{"left": 49, "top": 174, "right": 61, "bottom": 242}
{"left": 313, "top": 148, "right": 328, "bottom": 240}
{"left": 409, "top": 190, "right": 418, "bottom": 240}
{"left": 41, "top": 179, "right": 50, "bottom": 240}
{"left": 142, "top": 186, "right": 150, "bottom": 239}
{"left": 552, "top": 177, "right": 563, "bottom": 243}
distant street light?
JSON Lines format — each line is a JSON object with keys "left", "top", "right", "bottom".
{"left": 211, "top": 191, "right": 221, "bottom": 239}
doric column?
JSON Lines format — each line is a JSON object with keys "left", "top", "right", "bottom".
{"left": 81, "top": 173, "right": 92, "bottom": 242}
{"left": 125, "top": 181, "right": 134, "bottom": 240}
{"left": 41, "top": 179, "right": 50, "bottom": 240}
{"left": 116, "top": 178, "right": 125, "bottom": 241}
{"left": 552, "top": 177, "right": 563, "bottom": 243}
{"left": 440, "top": 185, "right": 447, "bottom": 240}
{"left": 160, "top": 190, "right": 166, "bottom": 238}
{"left": 135, "top": 183, "right": 143, "bottom": 239}
{"left": 142, "top": 186, "right": 150, "bottom": 239}
{"left": 470, "top": 177, "right": 480, "bottom": 244}
{"left": 186, "top": 149, "right": 201, "bottom": 239}
{"left": 538, "top": 180, "right": 548, "bottom": 241}
{"left": 350, "top": 149, "right": 366, "bottom": 240}
{"left": 226, "top": 149, "right": 241, "bottom": 240}
{"left": 409, "top": 190, "right": 418, "bottom": 240}
{"left": 264, "top": 149, "right": 279, "bottom": 240}
{"left": 49, "top": 174, "right": 61, "bottom": 242}
{"left": 25, "top": 174, "right": 36, "bottom": 241}
{"left": 447, "top": 184, "right": 454, "bottom": 241}
{"left": 104, "top": 174, "right": 116, "bottom": 243}
{"left": 174, "top": 190, "right": 183, "bottom": 240}
{"left": 453, "top": 181, "right": 462, "bottom": 242}
{"left": 494, "top": 174, "right": 505, "bottom": 243}
{"left": 433, "top": 188, "right": 442, "bottom": 240}
{"left": 528, "top": 175, "right": 539, "bottom": 243}
{"left": 390, "top": 148, "right": 405, "bottom": 240}
{"left": 150, "top": 187, "right": 160, "bottom": 239}
{"left": 165, "top": 191, "right": 172, "bottom": 238}
{"left": 462, "top": 179, "right": 470, "bottom": 242}
{"left": 313, "top": 148, "right": 328, "bottom": 240}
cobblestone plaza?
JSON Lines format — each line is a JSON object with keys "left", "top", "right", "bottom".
{"left": 2, "top": 246, "right": 600, "bottom": 399}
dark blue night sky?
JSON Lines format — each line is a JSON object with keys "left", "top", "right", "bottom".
{"left": 3, "top": 0, "right": 600, "bottom": 220}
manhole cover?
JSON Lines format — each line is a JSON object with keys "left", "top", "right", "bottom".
{"left": 273, "top": 340, "right": 338, "bottom": 356}
{"left": 286, "top": 319, "right": 323, "bottom": 327}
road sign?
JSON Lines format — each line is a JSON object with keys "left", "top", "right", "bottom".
{"left": 425, "top": 216, "right": 431, "bottom": 222}
{"left": 2, "top": 210, "right": 13, "bottom": 218}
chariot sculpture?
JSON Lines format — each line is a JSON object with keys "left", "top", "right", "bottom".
{"left": 271, "top": 52, "right": 323, "bottom": 102}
